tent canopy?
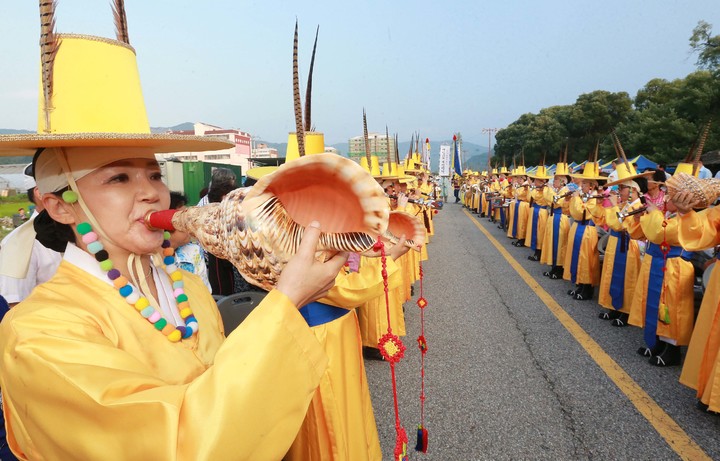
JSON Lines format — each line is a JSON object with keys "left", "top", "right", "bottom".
{"left": 600, "top": 155, "right": 658, "bottom": 173}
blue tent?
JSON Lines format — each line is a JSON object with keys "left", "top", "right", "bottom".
{"left": 600, "top": 155, "right": 658, "bottom": 173}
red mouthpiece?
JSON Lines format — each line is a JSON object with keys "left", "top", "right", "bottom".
{"left": 145, "top": 209, "right": 178, "bottom": 231}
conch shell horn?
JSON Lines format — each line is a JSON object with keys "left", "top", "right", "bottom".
{"left": 665, "top": 173, "right": 720, "bottom": 209}
{"left": 147, "top": 154, "right": 389, "bottom": 290}
{"left": 381, "top": 211, "right": 426, "bottom": 251}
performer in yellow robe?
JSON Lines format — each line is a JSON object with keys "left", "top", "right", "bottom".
{"left": 524, "top": 167, "right": 551, "bottom": 261}
{"left": 540, "top": 168, "right": 570, "bottom": 279}
{"left": 626, "top": 206, "right": 697, "bottom": 367}
{"left": 0, "top": 16, "right": 350, "bottom": 460}
{"left": 506, "top": 176, "right": 519, "bottom": 239}
{"left": 588, "top": 181, "right": 642, "bottom": 326}
{"left": 495, "top": 176, "right": 513, "bottom": 230}
{"left": 674, "top": 199, "right": 720, "bottom": 411}
{"left": 563, "top": 187, "right": 602, "bottom": 300}
{"left": 287, "top": 240, "right": 411, "bottom": 461}
{"left": 508, "top": 169, "right": 530, "bottom": 245}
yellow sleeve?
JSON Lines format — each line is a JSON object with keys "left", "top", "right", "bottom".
{"left": 542, "top": 186, "right": 555, "bottom": 206}
{"left": 604, "top": 206, "right": 624, "bottom": 230}
{"left": 678, "top": 208, "right": 720, "bottom": 251}
{"left": 569, "top": 195, "right": 594, "bottom": 221}
{"left": 0, "top": 289, "right": 327, "bottom": 461}
{"left": 625, "top": 214, "right": 646, "bottom": 239}
{"left": 532, "top": 188, "right": 547, "bottom": 205}
{"left": 585, "top": 199, "right": 607, "bottom": 224}
{"left": 321, "top": 258, "right": 403, "bottom": 308}
{"left": 639, "top": 210, "right": 680, "bottom": 245}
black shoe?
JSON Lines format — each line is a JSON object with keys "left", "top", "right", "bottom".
{"left": 550, "top": 267, "right": 563, "bottom": 280}
{"left": 543, "top": 270, "right": 552, "bottom": 277}
{"left": 649, "top": 344, "right": 681, "bottom": 367}
{"left": 637, "top": 347, "right": 653, "bottom": 357}
{"left": 637, "top": 341, "right": 665, "bottom": 358}
{"left": 598, "top": 311, "right": 613, "bottom": 320}
{"left": 480, "top": 212, "right": 486, "bottom": 218}
{"left": 697, "top": 400, "right": 710, "bottom": 412}
{"left": 574, "top": 285, "right": 593, "bottom": 301}
{"left": 567, "top": 286, "right": 579, "bottom": 296}
{"left": 362, "top": 346, "right": 385, "bottom": 361}
{"left": 610, "top": 313, "right": 629, "bottom": 327}
{"left": 528, "top": 254, "right": 540, "bottom": 261}
{"left": 498, "top": 225, "right": 504, "bottom": 229}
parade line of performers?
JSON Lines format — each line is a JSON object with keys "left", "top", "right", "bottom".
{"left": 459, "top": 156, "right": 720, "bottom": 414}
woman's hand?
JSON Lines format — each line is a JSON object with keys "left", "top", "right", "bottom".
{"left": 387, "top": 235, "right": 412, "bottom": 260}
{"left": 671, "top": 191, "right": 701, "bottom": 214}
{"left": 277, "top": 221, "right": 349, "bottom": 308}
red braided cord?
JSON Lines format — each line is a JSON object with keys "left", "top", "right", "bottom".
{"left": 419, "top": 262, "right": 426, "bottom": 425}
{"left": 375, "top": 240, "right": 407, "bottom": 459}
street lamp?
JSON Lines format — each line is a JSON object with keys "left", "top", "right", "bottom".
{"left": 482, "top": 128, "right": 499, "bottom": 170}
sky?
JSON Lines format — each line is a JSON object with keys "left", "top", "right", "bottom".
{"left": 0, "top": 1, "right": 718, "bottom": 145}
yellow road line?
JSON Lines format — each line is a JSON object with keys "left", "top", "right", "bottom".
{"left": 463, "top": 209, "right": 710, "bottom": 461}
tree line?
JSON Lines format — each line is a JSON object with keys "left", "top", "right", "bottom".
{"left": 493, "top": 21, "right": 720, "bottom": 167}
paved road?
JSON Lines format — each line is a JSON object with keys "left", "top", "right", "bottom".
{"left": 365, "top": 202, "right": 720, "bottom": 461}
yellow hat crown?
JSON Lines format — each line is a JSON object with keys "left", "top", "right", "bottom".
{"left": 286, "top": 131, "right": 326, "bottom": 162}
{"left": 674, "top": 162, "right": 700, "bottom": 177}
{"left": 554, "top": 163, "right": 570, "bottom": 176}
{"left": 0, "top": 8, "right": 230, "bottom": 154}
{"left": 614, "top": 162, "right": 639, "bottom": 181}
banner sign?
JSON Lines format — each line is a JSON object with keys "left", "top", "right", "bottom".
{"left": 439, "top": 144, "right": 451, "bottom": 177}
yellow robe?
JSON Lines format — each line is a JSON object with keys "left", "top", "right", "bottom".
{"left": 507, "top": 186, "right": 529, "bottom": 239}
{"left": 0, "top": 261, "right": 327, "bottom": 461}
{"left": 287, "top": 264, "right": 396, "bottom": 461}
{"left": 563, "top": 196, "right": 600, "bottom": 285}
{"left": 471, "top": 187, "right": 480, "bottom": 212}
{"left": 676, "top": 208, "right": 720, "bottom": 411}
{"left": 626, "top": 211, "right": 695, "bottom": 346}
{"left": 524, "top": 187, "right": 549, "bottom": 250}
{"left": 356, "top": 257, "right": 406, "bottom": 348}
{"left": 540, "top": 187, "right": 569, "bottom": 267}
{"left": 591, "top": 202, "right": 641, "bottom": 314}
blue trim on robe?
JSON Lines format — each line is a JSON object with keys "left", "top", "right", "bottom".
{"left": 643, "top": 242, "right": 693, "bottom": 348}
{"left": 529, "top": 203, "right": 546, "bottom": 250}
{"left": 299, "top": 301, "right": 349, "bottom": 327}
{"left": 511, "top": 199, "right": 521, "bottom": 238}
{"left": 551, "top": 210, "right": 562, "bottom": 266}
{"left": 608, "top": 230, "right": 628, "bottom": 310}
{"left": 569, "top": 220, "right": 594, "bottom": 284}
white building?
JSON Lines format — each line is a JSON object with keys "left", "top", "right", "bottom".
{"left": 347, "top": 132, "right": 395, "bottom": 163}
{"left": 157, "top": 122, "right": 253, "bottom": 172}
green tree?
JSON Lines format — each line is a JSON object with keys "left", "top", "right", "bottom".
{"left": 690, "top": 21, "right": 720, "bottom": 71}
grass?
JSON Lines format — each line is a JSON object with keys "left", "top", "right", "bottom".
{"left": 0, "top": 201, "right": 33, "bottom": 218}
{"left": 0, "top": 194, "right": 33, "bottom": 239}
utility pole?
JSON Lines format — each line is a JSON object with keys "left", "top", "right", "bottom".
{"left": 482, "top": 128, "right": 499, "bottom": 170}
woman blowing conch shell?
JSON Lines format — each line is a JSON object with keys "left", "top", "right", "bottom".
{"left": 0, "top": 5, "right": 352, "bottom": 460}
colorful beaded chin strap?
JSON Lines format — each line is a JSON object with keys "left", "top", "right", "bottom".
{"left": 60, "top": 187, "right": 198, "bottom": 343}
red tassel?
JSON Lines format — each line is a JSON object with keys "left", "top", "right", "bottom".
{"left": 415, "top": 425, "right": 428, "bottom": 453}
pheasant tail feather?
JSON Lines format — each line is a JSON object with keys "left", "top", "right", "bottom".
{"left": 293, "top": 20, "right": 305, "bottom": 156}
{"left": 363, "top": 109, "right": 371, "bottom": 165}
{"left": 304, "top": 25, "right": 319, "bottom": 132}
{"left": 39, "top": 0, "right": 59, "bottom": 133}
{"left": 112, "top": 0, "right": 130, "bottom": 44}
